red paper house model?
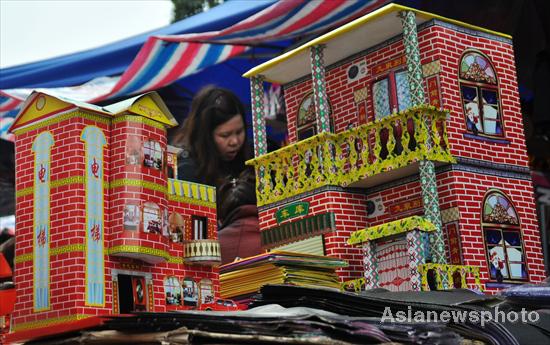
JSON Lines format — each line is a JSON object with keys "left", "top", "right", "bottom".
{"left": 243, "top": 3, "right": 545, "bottom": 293}
{"left": 8, "top": 92, "right": 221, "bottom": 334}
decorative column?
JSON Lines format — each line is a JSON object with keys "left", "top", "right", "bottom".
{"left": 407, "top": 230, "right": 425, "bottom": 291}
{"left": 250, "top": 75, "right": 268, "bottom": 158}
{"left": 399, "top": 11, "right": 447, "bottom": 280}
{"left": 362, "top": 241, "right": 378, "bottom": 289}
{"left": 309, "top": 45, "right": 331, "bottom": 133}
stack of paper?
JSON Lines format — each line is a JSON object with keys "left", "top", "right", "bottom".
{"left": 219, "top": 251, "right": 347, "bottom": 299}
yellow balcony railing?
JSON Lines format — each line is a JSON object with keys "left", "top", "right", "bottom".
{"left": 341, "top": 277, "right": 366, "bottom": 293}
{"left": 183, "top": 240, "right": 221, "bottom": 266}
{"left": 418, "top": 263, "right": 483, "bottom": 291}
{"left": 248, "top": 105, "right": 454, "bottom": 206}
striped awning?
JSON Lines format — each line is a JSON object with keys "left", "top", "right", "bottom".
{"left": 1, "top": 0, "right": 387, "bottom": 140}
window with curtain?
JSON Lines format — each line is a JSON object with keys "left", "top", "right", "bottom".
{"left": 482, "top": 190, "right": 527, "bottom": 283}
{"left": 372, "top": 69, "right": 411, "bottom": 120}
{"left": 459, "top": 50, "right": 503, "bottom": 137}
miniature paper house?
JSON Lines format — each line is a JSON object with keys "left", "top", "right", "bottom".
{"left": 244, "top": 3, "right": 545, "bottom": 293}
{"left": 9, "top": 91, "right": 221, "bottom": 333}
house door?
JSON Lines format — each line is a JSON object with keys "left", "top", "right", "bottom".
{"left": 375, "top": 237, "right": 411, "bottom": 291}
{"left": 117, "top": 274, "right": 147, "bottom": 313}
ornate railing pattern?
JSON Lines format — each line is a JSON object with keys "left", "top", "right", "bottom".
{"left": 183, "top": 240, "right": 221, "bottom": 266}
{"left": 418, "top": 263, "right": 483, "bottom": 291}
{"left": 340, "top": 277, "right": 366, "bottom": 293}
{"left": 248, "top": 105, "right": 454, "bottom": 206}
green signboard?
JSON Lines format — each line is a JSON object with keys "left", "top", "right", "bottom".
{"left": 275, "top": 201, "right": 309, "bottom": 224}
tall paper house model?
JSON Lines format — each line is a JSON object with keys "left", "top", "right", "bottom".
{"left": 244, "top": 3, "right": 545, "bottom": 293}
{"left": 9, "top": 92, "right": 221, "bottom": 333}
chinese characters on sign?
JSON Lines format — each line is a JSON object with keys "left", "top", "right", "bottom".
{"left": 275, "top": 202, "right": 310, "bottom": 224}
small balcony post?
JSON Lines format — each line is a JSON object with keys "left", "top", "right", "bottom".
{"left": 363, "top": 241, "right": 379, "bottom": 289}
{"left": 309, "top": 45, "right": 331, "bottom": 133}
{"left": 399, "top": 10, "right": 447, "bottom": 277}
{"left": 250, "top": 75, "right": 268, "bottom": 157}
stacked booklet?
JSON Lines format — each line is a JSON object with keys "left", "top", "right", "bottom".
{"left": 219, "top": 251, "right": 348, "bottom": 299}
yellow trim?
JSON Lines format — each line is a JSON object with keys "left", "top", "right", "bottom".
{"left": 14, "top": 243, "right": 192, "bottom": 264}
{"left": 15, "top": 252, "right": 33, "bottom": 264}
{"left": 243, "top": 3, "right": 510, "bottom": 79}
{"left": 17, "top": 175, "right": 106, "bottom": 198}
{"left": 168, "top": 256, "right": 184, "bottom": 264}
{"left": 112, "top": 114, "right": 167, "bottom": 131}
{"left": 107, "top": 245, "right": 171, "bottom": 261}
{"left": 110, "top": 178, "right": 167, "bottom": 194}
{"left": 12, "top": 111, "right": 110, "bottom": 135}
{"left": 51, "top": 175, "right": 85, "bottom": 188}
{"left": 167, "top": 194, "right": 216, "bottom": 208}
{"left": 348, "top": 215, "right": 436, "bottom": 245}
{"left": 16, "top": 186, "right": 33, "bottom": 198}
{"left": 12, "top": 314, "right": 91, "bottom": 332}
{"left": 15, "top": 245, "right": 86, "bottom": 264}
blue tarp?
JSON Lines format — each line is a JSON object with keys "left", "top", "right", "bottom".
{"left": 0, "top": 0, "right": 277, "bottom": 89}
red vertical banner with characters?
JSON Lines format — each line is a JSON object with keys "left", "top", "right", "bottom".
{"left": 445, "top": 222, "right": 463, "bottom": 264}
{"left": 426, "top": 75, "right": 442, "bottom": 108}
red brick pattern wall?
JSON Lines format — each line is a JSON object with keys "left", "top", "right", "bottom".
{"left": 284, "top": 24, "right": 529, "bottom": 168}
{"left": 13, "top": 114, "right": 112, "bottom": 326}
{"left": 424, "top": 25, "right": 530, "bottom": 168}
{"left": 13, "top": 112, "right": 221, "bottom": 328}
{"left": 259, "top": 190, "right": 368, "bottom": 280}
{"left": 448, "top": 170, "right": 545, "bottom": 291}
{"left": 279, "top": 20, "right": 544, "bottom": 291}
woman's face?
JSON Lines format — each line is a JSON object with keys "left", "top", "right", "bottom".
{"left": 213, "top": 115, "right": 245, "bottom": 161}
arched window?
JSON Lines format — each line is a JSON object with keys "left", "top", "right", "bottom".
{"left": 199, "top": 278, "right": 213, "bottom": 304}
{"left": 459, "top": 50, "right": 503, "bottom": 137}
{"left": 164, "top": 276, "right": 182, "bottom": 306}
{"left": 296, "top": 92, "right": 333, "bottom": 141}
{"left": 482, "top": 190, "right": 527, "bottom": 283}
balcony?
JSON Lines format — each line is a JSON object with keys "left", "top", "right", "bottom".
{"left": 418, "top": 263, "right": 483, "bottom": 291}
{"left": 247, "top": 105, "right": 455, "bottom": 206}
{"left": 183, "top": 240, "right": 221, "bottom": 266}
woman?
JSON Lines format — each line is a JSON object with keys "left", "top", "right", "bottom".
{"left": 172, "top": 86, "right": 250, "bottom": 188}
{"left": 217, "top": 170, "right": 261, "bottom": 265}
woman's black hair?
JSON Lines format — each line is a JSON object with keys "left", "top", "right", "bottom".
{"left": 217, "top": 169, "right": 256, "bottom": 223}
{"left": 172, "top": 86, "right": 249, "bottom": 186}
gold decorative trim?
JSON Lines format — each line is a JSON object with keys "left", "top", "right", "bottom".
{"left": 52, "top": 243, "right": 85, "bottom": 256}
{"left": 167, "top": 194, "right": 216, "bottom": 208}
{"left": 15, "top": 244, "right": 86, "bottom": 264}
{"left": 12, "top": 111, "right": 110, "bottom": 135}
{"left": 50, "top": 175, "right": 85, "bottom": 189}
{"left": 110, "top": 178, "right": 167, "bottom": 194}
{"left": 17, "top": 175, "right": 107, "bottom": 198}
{"left": 16, "top": 187, "right": 33, "bottom": 198}
{"left": 107, "top": 245, "right": 170, "bottom": 260}
{"left": 168, "top": 256, "right": 184, "bottom": 264}
{"left": 12, "top": 314, "right": 91, "bottom": 332}
{"left": 14, "top": 252, "right": 33, "bottom": 264}
{"left": 112, "top": 114, "right": 167, "bottom": 131}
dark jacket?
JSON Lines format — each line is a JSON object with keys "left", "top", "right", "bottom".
{"left": 218, "top": 204, "right": 261, "bottom": 265}
{"left": 177, "top": 148, "right": 200, "bottom": 183}
{"left": 176, "top": 147, "right": 247, "bottom": 186}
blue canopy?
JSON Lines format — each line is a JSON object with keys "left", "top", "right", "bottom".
{"left": 0, "top": 0, "right": 276, "bottom": 89}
